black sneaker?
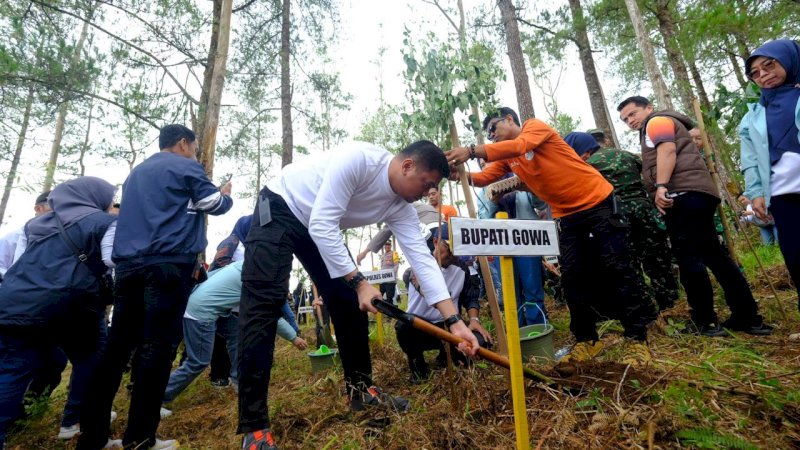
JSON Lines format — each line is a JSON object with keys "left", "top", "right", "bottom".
{"left": 348, "top": 386, "right": 410, "bottom": 413}
{"left": 682, "top": 322, "right": 728, "bottom": 337}
{"left": 242, "top": 429, "right": 278, "bottom": 450}
{"left": 722, "top": 320, "right": 774, "bottom": 336}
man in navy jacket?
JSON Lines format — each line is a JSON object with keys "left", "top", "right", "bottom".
{"left": 78, "top": 124, "right": 233, "bottom": 450}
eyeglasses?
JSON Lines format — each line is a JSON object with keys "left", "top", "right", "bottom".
{"left": 746, "top": 58, "right": 778, "bottom": 80}
{"left": 486, "top": 118, "right": 503, "bottom": 140}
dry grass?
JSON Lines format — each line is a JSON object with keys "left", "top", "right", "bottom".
{"left": 7, "top": 269, "right": 800, "bottom": 449}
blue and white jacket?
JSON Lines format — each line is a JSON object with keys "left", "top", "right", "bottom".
{"left": 112, "top": 152, "right": 233, "bottom": 269}
{"left": 739, "top": 98, "right": 800, "bottom": 207}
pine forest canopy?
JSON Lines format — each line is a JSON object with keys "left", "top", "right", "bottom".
{"left": 0, "top": 0, "right": 797, "bottom": 240}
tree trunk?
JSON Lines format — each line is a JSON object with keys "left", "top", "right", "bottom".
{"left": 567, "top": 0, "right": 619, "bottom": 147}
{"left": 687, "top": 58, "right": 712, "bottom": 112}
{"left": 43, "top": 6, "right": 93, "bottom": 192}
{"left": 653, "top": 0, "right": 694, "bottom": 112}
{"left": 280, "top": 0, "right": 293, "bottom": 167}
{"left": 43, "top": 104, "right": 69, "bottom": 193}
{"left": 496, "top": 0, "right": 535, "bottom": 120}
{"left": 724, "top": 37, "right": 748, "bottom": 91}
{"left": 256, "top": 122, "right": 262, "bottom": 196}
{"left": 198, "top": 0, "right": 233, "bottom": 178}
{"left": 0, "top": 87, "right": 34, "bottom": 224}
{"left": 196, "top": 0, "right": 222, "bottom": 150}
{"left": 78, "top": 101, "right": 94, "bottom": 177}
{"left": 622, "top": 0, "right": 673, "bottom": 110}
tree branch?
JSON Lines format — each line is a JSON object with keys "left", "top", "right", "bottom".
{"left": 516, "top": 16, "right": 580, "bottom": 47}
{"left": 95, "top": 0, "right": 205, "bottom": 65}
{"left": 233, "top": 0, "right": 259, "bottom": 13}
{"left": 422, "top": 0, "right": 459, "bottom": 33}
{"left": 30, "top": 0, "right": 200, "bottom": 105}
{"left": 5, "top": 75, "right": 162, "bottom": 129}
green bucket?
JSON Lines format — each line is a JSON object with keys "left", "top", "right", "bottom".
{"left": 519, "top": 324, "right": 555, "bottom": 364}
{"left": 308, "top": 346, "right": 340, "bottom": 373}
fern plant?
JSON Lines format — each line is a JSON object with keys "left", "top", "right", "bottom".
{"left": 676, "top": 428, "right": 758, "bottom": 450}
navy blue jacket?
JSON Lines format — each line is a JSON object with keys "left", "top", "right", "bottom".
{"left": 112, "top": 152, "right": 233, "bottom": 269}
{"left": 0, "top": 211, "right": 115, "bottom": 327}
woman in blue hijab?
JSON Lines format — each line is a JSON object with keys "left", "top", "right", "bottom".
{"left": 739, "top": 39, "right": 800, "bottom": 312}
{"left": 0, "top": 177, "right": 117, "bottom": 446}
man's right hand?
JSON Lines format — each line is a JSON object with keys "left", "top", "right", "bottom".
{"left": 449, "top": 321, "right": 479, "bottom": 356}
{"left": 752, "top": 196, "right": 771, "bottom": 222}
{"left": 654, "top": 186, "right": 673, "bottom": 214}
{"left": 356, "top": 282, "right": 381, "bottom": 314}
{"left": 293, "top": 336, "right": 308, "bottom": 350}
{"left": 220, "top": 181, "right": 233, "bottom": 196}
{"left": 356, "top": 249, "right": 369, "bottom": 265}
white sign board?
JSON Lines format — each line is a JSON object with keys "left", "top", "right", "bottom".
{"left": 298, "top": 306, "right": 314, "bottom": 315}
{"left": 363, "top": 269, "right": 396, "bottom": 284}
{"left": 449, "top": 217, "right": 560, "bottom": 257}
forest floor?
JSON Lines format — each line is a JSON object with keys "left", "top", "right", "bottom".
{"left": 6, "top": 247, "right": 800, "bottom": 449}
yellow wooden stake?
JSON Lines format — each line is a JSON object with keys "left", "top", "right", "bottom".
{"left": 373, "top": 283, "right": 385, "bottom": 346}
{"left": 496, "top": 211, "right": 530, "bottom": 450}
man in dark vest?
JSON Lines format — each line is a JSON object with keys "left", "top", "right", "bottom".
{"left": 617, "top": 96, "right": 772, "bottom": 336}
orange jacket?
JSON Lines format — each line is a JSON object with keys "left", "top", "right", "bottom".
{"left": 439, "top": 204, "right": 458, "bottom": 222}
{"left": 471, "top": 119, "right": 613, "bottom": 218}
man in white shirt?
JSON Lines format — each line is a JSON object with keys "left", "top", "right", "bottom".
{"left": 237, "top": 141, "right": 479, "bottom": 450}
{"left": 397, "top": 223, "right": 492, "bottom": 382}
{"left": 0, "top": 191, "right": 51, "bottom": 279}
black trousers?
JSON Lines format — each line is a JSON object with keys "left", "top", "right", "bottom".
{"left": 663, "top": 192, "right": 760, "bottom": 327}
{"left": 25, "top": 347, "right": 68, "bottom": 400}
{"left": 394, "top": 319, "right": 489, "bottom": 378}
{"left": 379, "top": 282, "right": 396, "bottom": 304}
{"left": 770, "top": 193, "right": 800, "bottom": 306}
{"left": 208, "top": 329, "right": 232, "bottom": 382}
{"left": 237, "top": 188, "right": 372, "bottom": 433}
{"left": 77, "top": 262, "right": 195, "bottom": 450}
{"left": 558, "top": 196, "right": 652, "bottom": 342}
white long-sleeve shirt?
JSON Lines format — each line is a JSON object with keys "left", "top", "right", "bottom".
{"left": 269, "top": 142, "right": 451, "bottom": 306}
{"left": 406, "top": 264, "right": 465, "bottom": 322}
{"left": 0, "top": 227, "right": 23, "bottom": 277}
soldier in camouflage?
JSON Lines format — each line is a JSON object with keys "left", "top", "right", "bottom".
{"left": 570, "top": 131, "right": 680, "bottom": 311}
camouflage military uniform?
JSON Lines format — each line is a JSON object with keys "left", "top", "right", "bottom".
{"left": 587, "top": 148, "right": 680, "bottom": 310}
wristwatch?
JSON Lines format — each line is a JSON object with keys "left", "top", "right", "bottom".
{"left": 444, "top": 314, "right": 463, "bottom": 328}
{"left": 654, "top": 183, "right": 669, "bottom": 189}
{"left": 345, "top": 272, "right": 366, "bottom": 290}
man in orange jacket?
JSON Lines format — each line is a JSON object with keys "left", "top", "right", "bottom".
{"left": 446, "top": 107, "right": 654, "bottom": 366}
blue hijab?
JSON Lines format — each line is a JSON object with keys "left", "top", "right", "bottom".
{"left": 26, "top": 176, "right": 116, "bottom": 244}
{"left": 232, "top": 215, "right": 253, "bottom": 242}
{"left": 746, "top": 39, "right": 800, "bottom": 164}
{"left": 563, "top": 132, "right": 600, "bottom": 156}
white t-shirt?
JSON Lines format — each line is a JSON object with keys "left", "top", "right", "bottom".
{"left": 406, "top": 264, "right": 465, "bottom": 322}
{"left": 0, "top": 227, "right": 23, "bottom": 277}
{"left": 269, "top": 142, "right": 450, "bottom": 305}
{"left": 771, "top": 152, "right": 800, "bottom": 197}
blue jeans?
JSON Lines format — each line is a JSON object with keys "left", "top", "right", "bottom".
{"left": 281, "top": 301, "right": 299, "bottom": 334}
{"left": 491, "top": 256, "right": 546, "bottom": 327}
{"left": 0, "top": 313, "right": 106, "bottom": 442}
{"left": 489, "top": 256, "right": 503, "bottom": 306}
{"left": 163, "top": 315, "right": 238, "bottom": 403}
{"left": 514, "top": 256, "right": 546, "bottom": 326}
{"left": 0, "top": 331, "right": 41, "bottom": 444}
{"left": 759, "top": 225, "right": 778, "bottom": 246}
{"left": 61, "top": 316, "right": 108, "bottom": 427}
